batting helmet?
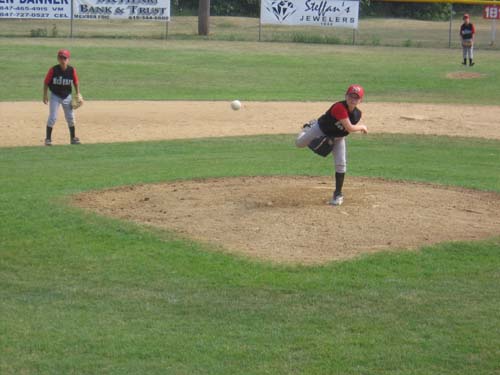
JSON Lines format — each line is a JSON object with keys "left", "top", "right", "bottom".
{"left": 346, "top": 84, "right": 364, "bottom": 99}
{"left": 463, "top": 13, "right": 470, "bottom": 19}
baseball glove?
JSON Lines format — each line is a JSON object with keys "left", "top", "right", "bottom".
{"left": 71, "top": 93, "right": 84, "bottom": 110}
{"left": 308, "top": 135, "right": 334, "bottom": 157}
{"left": 462, "top": 40, "right": 473, "bottom": 48}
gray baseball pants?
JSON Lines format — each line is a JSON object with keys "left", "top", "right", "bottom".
{"left": 295, "top": 120, "right": 347, "bottom": 173}
{"left": 463, "top": 44, "right": 474, "bottom": 60}
{"left": 47, "top": 93, "right": 75, "bottom": 128}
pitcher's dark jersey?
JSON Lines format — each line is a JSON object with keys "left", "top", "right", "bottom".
{"left": 318, "top": 101, "right": 362, "bottom": 137}
{"left": 44, "top": 65, "right": 79, "bottom": 99}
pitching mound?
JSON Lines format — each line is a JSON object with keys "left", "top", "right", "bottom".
{"left": 72, "top": 176, "right": 500, "bottom": 265}
{"left": 446, "top": 71, "right": 484, "bottom": 79}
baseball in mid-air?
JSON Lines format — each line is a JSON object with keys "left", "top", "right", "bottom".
{"left": 231, "top": 100, "right": 241, "bottom": 111}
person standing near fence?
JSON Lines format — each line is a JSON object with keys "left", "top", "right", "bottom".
{"left": 295, "top": 85, "right": 368, "bottom": 206}
{"left": 460, "top": 13, "right": 476, "bottom": 66}
{"left": 43, "top": 49, "right": 83, "bottom": 146}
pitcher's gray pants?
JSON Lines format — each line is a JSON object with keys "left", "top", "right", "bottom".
{"left": 295, "top": 120, "right": 347, "bottom": 173}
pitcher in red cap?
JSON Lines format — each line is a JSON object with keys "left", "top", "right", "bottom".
{"left": 296, "top": 85, "right": 368, "bottom": 206}
{"left": 42, "top": 49, "right": 84, "bottom": 145}
{"left": 459, "top": 13, "right": 476, "bottom": 66}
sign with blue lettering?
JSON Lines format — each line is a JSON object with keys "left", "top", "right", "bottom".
{"left": 261, "top": 0, "right": 359, "bottom": 29}
{"left": 0, "top": 0, "right": 71, "bottom": 19}
{"left": 0, "top": 0, "right": 170, "bottom": 20}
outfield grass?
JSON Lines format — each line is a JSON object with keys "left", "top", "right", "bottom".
{"left": 1, "top": 38, "right": 500, "bottom": 374}
{"left": 1, "top": 134, "right": 500, "bottom": 374}
{"left": 0, "top": 39, "right": 500, "bottom": 103}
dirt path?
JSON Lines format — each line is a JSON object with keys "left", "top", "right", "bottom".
{"left": 1, "top": 101, "right": 499, "bottom": 147}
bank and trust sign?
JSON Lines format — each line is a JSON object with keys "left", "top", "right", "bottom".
{"left": 0, "top": 0, "right": 170, "bottom": 20}
{"left": 261, "top": 0, "right": 359, "bottom": 28}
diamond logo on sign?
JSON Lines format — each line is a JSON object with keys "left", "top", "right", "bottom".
{"left": 265, "top": 0, "right": 297, "bottom": 22}
{"left": 261, "top": 0, "right": 359, "bottom": 29}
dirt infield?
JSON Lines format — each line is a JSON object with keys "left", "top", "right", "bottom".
{"left": 1, "top": 101, "right": 500, "bottom": 147}
{"left": 3, "top": 101, "right": 500, "bottom": 264}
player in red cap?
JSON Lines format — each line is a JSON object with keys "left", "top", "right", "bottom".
{"left": 43, "top": 49, "right": 83, "bottom": 145}
{"left": 296, "top": 85, "right": 368, "bottom": 206}
{"left": 460, "top": 13, "right": 476, "bottom": 66}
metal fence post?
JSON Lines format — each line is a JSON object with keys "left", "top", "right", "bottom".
{"left": 70, "top": 0, "right": 74, "bottom": 39}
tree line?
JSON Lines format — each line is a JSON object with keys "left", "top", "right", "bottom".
{"left": 172, "top": 0, "right": 477, "bottom": 21}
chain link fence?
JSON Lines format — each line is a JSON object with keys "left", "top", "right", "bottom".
{"left": 0, "top": 4, "right": 497, "bottom": 49}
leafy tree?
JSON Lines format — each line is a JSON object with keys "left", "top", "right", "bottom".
{"left": 361, "top": 0, "right": 451, "bottom": 21}
{"left": 173, "top": 0, "right": 452, "bottom": 21}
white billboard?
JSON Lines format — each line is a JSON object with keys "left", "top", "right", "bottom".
{"left": 74, "top": 0, "right": 170, "bottom": 21}
{"left": 261, "top": 0, "right": 359, "bottom": 29}
{"left": 0, "top": 0, "right": 71, "bottom": 19}
{"left": 0, "top": 0, "right": 170, "bottom": 20}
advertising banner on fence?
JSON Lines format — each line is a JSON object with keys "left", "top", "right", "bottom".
{"left": 0, "top": 0, "right": 71, "bottom": 19}
{"left": 483, "top": 5, "right": 499, "bottom": 19}
{"left": 74, "top": 0, "right": 170, "bottom": 21}
{"left": 0, "top": 0, "right": 170, "bottom": 20}
{"left": 261, "top": 0, "right": 359, "bottom": 29}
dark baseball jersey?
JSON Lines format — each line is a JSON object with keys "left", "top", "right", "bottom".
{"left": 460, "top": 23, "right": 475, "bottom": 40}
{"left": 318, "top": 101, "right": 362, "bottom": 137}
{"left": 44, "top": 65, "right": 79, "bottom": 99}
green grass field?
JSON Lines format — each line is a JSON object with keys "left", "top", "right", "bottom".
{"left": 1, "top": 38, "right": 499, "bottom": 103}
{"left": 1, "top": 38, "right": 500, "bottom": 374}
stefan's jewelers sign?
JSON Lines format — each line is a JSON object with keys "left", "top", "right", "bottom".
{"left": 261, "top": 0, "right": 359, "bottom": 29}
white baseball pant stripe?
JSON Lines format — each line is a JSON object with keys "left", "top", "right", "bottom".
{"left": 47, "top": 93, "right": 75, "bottom": 128}
{"left": 295, "top": 120, "right": 347, "bottom": 173}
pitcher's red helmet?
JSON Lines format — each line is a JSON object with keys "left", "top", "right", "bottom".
{"left": 346, "top": 84, "right": 364, "bottom": 99}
